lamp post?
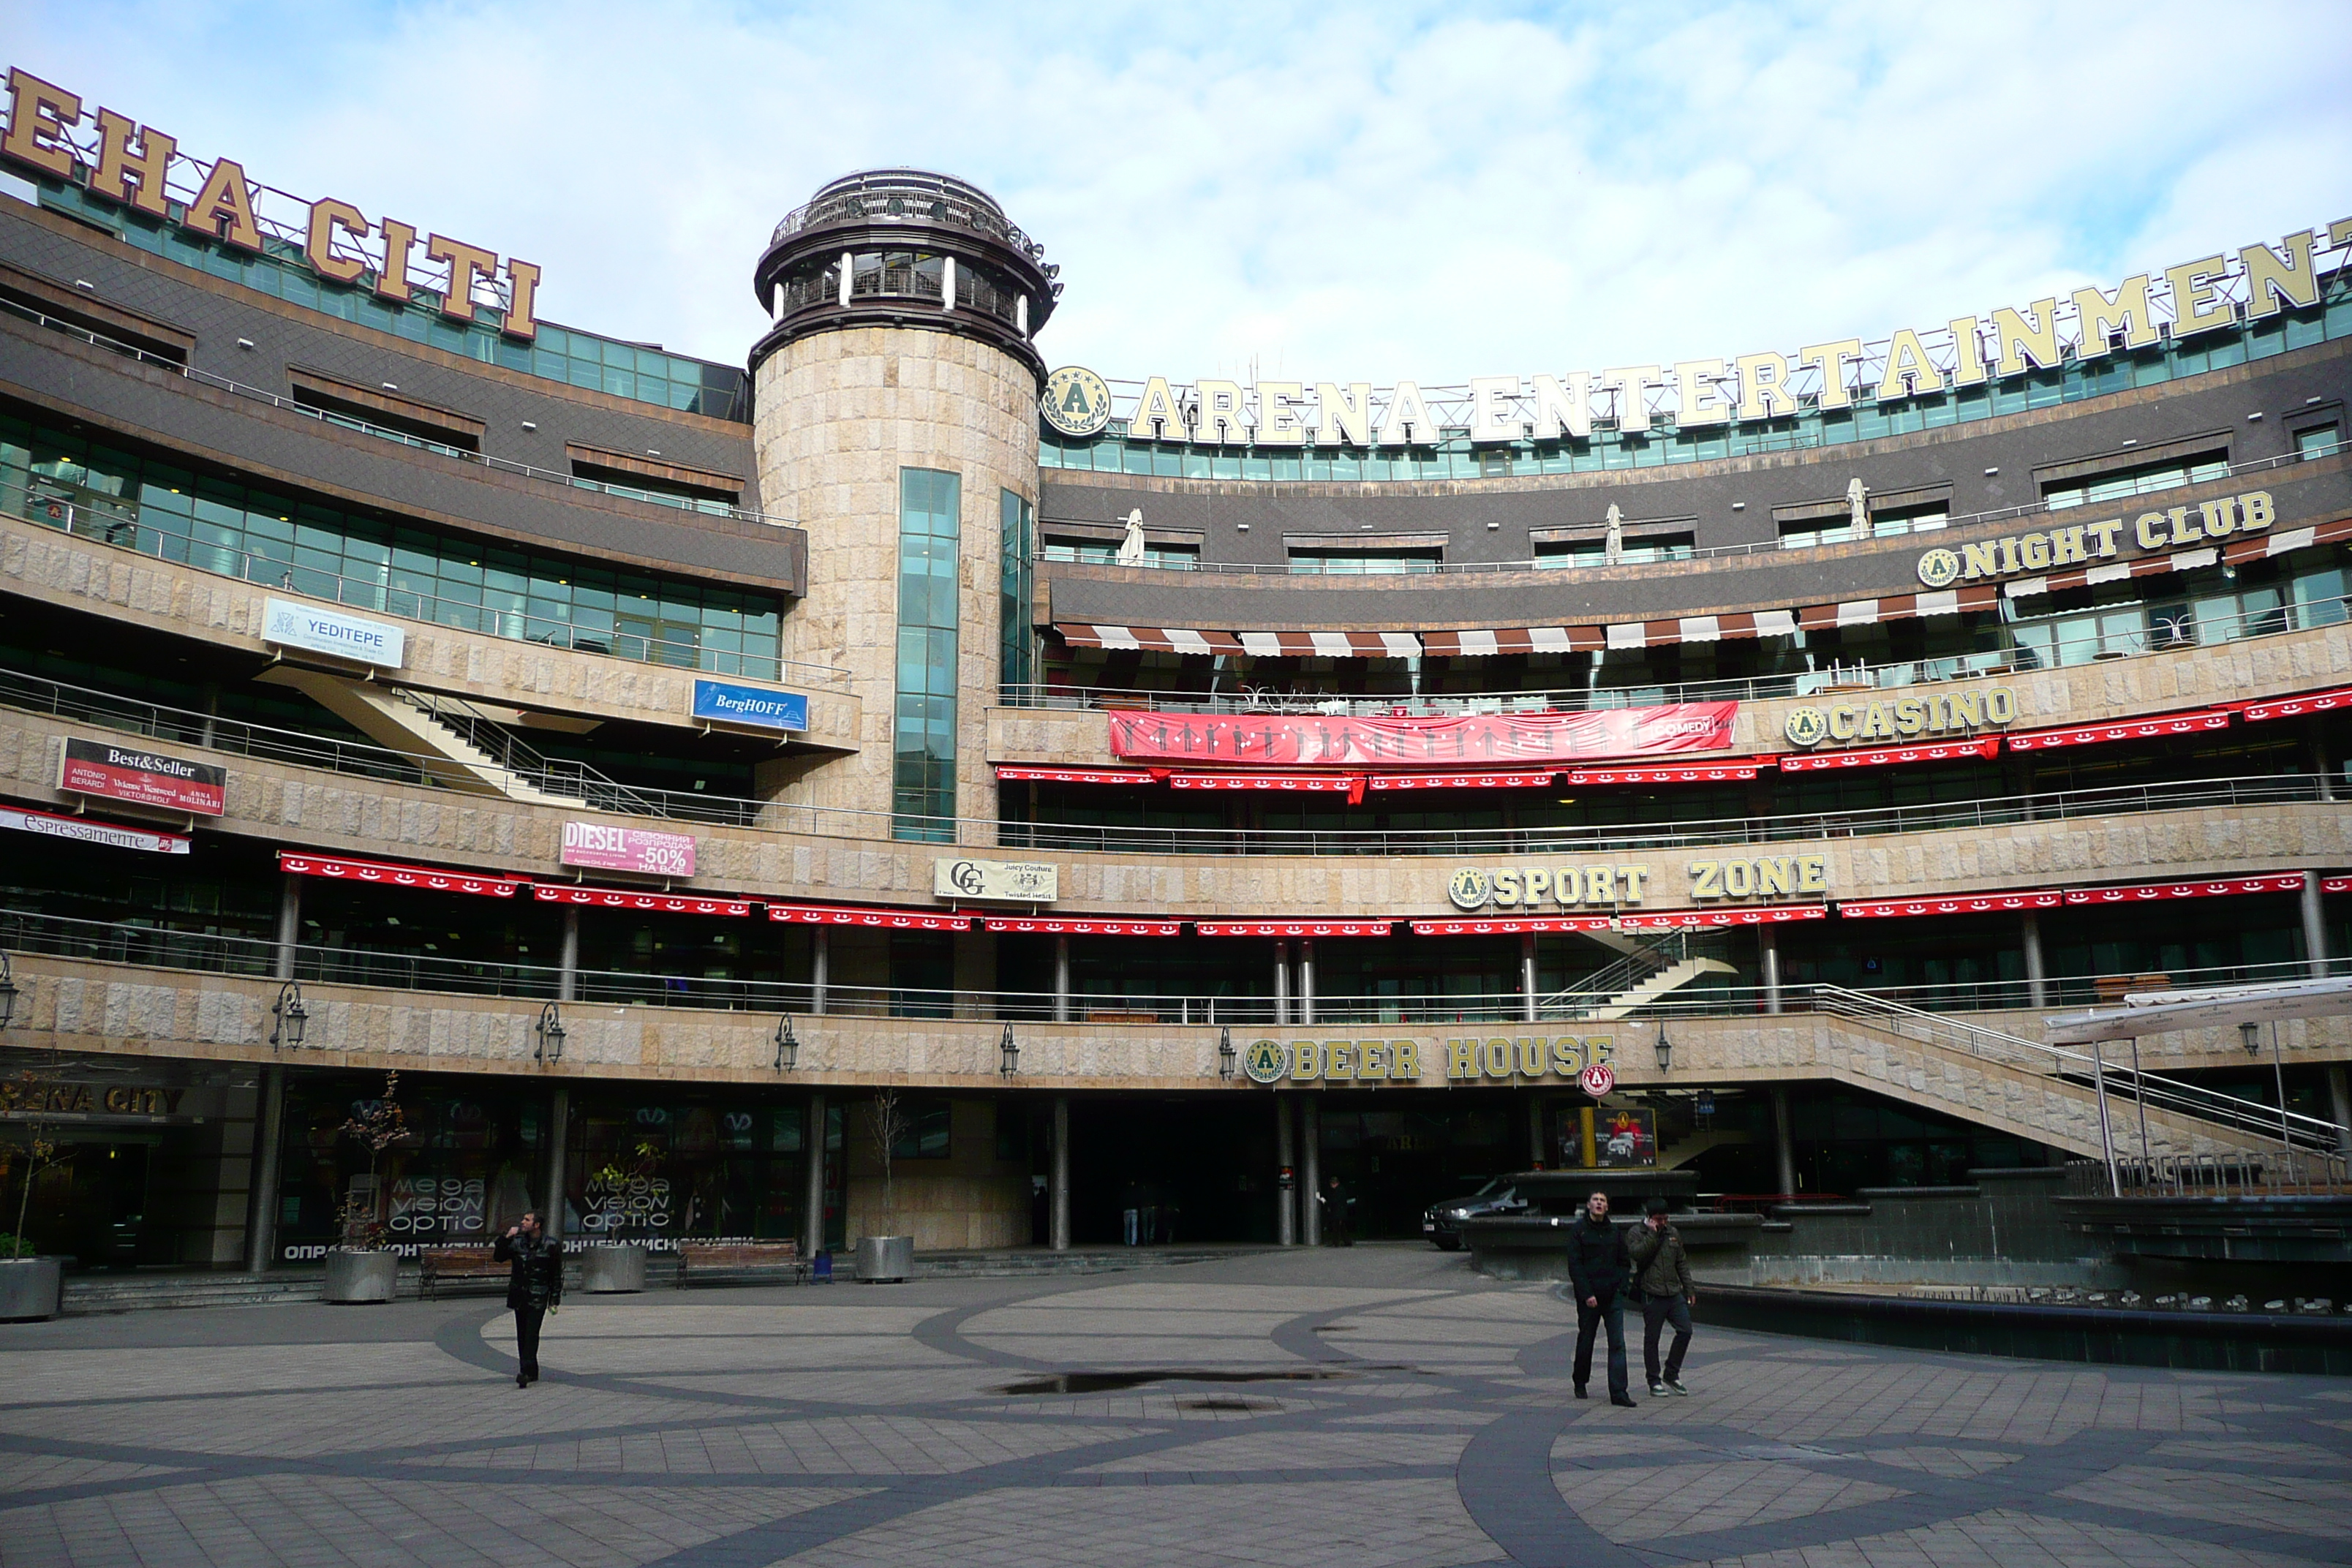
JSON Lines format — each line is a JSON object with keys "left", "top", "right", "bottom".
{"left": 999, "top": 1022, "right": 1019, "bottom": 1078}
{"left": 1654, "top": 1019, "right": 1672, "bottom": 1074}
{"left": 0, "top": 950, "right": 18, "bottom": 1029}
{"left": 268, "top": 979, "right": 308, "bottom": 1049}
{"left": 773, "top": 1014, "right": 799, "bottom": 1072}
{"left": 1218, "top": 1026, "right": 1235, "bottom": 1081}
{"left": 535, "top": 1001, "right": 565, "bottom": 1064}
{"left": 2244, "top": 1019, "right": 2298, "bottom": 1184}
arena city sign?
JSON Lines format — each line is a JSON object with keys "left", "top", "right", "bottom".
{"left": 1915, "top": 491, "right": 2275, "bottom": 589}
{"left": 1783, "top": 688, "right": 2016, "bottom": 749}
{"left": 1, "top": 68, "right": 543, "bottom": 339}
{"left": 1061, "top": 224, "right": 2347, "bottom": 447}
{"left": 1446, "top": 856, "right": 1827, "bottom": 911}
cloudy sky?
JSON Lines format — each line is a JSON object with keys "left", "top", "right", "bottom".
{"left": 7, "top": 1, "right": 2349, "bottom": 382}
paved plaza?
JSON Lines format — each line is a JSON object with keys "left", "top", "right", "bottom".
{"left": 1, "top": 1245, "right": 2347, "bottom": 1567}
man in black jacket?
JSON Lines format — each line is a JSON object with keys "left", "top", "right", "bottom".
{"left": 494, "top": 1212, "right": 563, "bottom": 1388}
{"left": 1565, "top": 1190, "right": 1635, "bottom": 1406}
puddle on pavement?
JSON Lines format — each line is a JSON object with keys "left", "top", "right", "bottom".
{"left": 1175, "top": 1397, "right": 1277, "bottom": 1412}
{"left": 992, "top": 1368, "right": 1357, "bottom": 1395}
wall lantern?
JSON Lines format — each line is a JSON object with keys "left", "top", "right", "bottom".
{"left": 999, "top": 1022, "right": 1019, "bottom": 1078}
{"left": 268, "top": 979, "right": 308, "bottom": 1049}
{"left": 2240, "top": 1020, "right": 2263, "bottom": 1057}
{"left": 0, "top": 951, "right": 18, "bottom": 1030}
{"left": 1654, "top": 1019, "right": 1673, "bottom": 1073}
{"left": 535, "top": 1001, "right": 566, "bottom": 1064}
{"left": 773, "top": 1014, "right": 799, "bottom": 1072}
{"left": 1218, "top": 1025, "right": 1236, "bottom": 1080}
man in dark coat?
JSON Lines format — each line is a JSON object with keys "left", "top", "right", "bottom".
{"left": 1565, "top": 1190, "right": 1635, "bottom": 1406}
{"left": 493, "top": 1211, "right": 563, "bottom": 1387}
{"left": 1318, "top": 1175, "right": 1355, "bottom": 1246}
{"left": 1628, "top": 1196, "right": 1697, "bottom": 1396}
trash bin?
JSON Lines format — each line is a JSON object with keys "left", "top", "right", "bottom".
{"left": 580, "top": 1244, "right": 647, "bottom": 1293}
{"left": 854, "top": 1235, "right": 913, "bottom": 1284}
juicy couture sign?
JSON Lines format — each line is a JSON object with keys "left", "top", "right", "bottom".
{"left": 1107, "top": 704, "right": 1736, "bottom": 766}
{"left": 1, "top": 68, "right": 542, "bottom": 338}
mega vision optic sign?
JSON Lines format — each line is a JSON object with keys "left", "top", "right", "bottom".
{"left": 1, "top": 68, "right": 543, "bottom": 338}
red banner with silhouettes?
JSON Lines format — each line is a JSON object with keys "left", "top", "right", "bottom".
{"left": 1106, "top": 703, "right": 1738, "bottom": 768}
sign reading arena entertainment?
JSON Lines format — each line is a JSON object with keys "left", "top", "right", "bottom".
{"left": 1, "top": 68, "right": 543, "bottom": 339}
{"left": 559, "top": 823, "right": 696, "bottom": 878}
{"left": 58, "top": 737, "right": 225, "bottom": 815}
{"left": 1107, "top": 704, "right": 1735, "bottom": 767}
{"left": 261, "top": 598, "right": 406, "bottom": 668}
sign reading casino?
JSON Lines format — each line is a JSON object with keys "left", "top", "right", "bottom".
{"left": 1109, "top": 703, "right": 1735, "bottom": 766}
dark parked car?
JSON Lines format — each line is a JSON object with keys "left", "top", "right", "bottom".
{"left": 1422, "top": 1177, "right": 1527, "bottom": 1250}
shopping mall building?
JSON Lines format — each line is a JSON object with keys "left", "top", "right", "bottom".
{"left": 0, "top": 66, "right": 2348, "bottom": 1270}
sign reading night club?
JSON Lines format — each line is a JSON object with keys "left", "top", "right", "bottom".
{"left": 690, "top": 677, "right": 809, "bottom": 734}
{"left": 1107, "top": 703, "right": 1736, "bottom": 767}
{"left": 1, "top": 68, "right": 543, "bottom": 338}
{"left": 1915, "top": 491, "right": 2275, "bottom": 589}
{"left": 935, "top": 857, "right": 1059, "bottom": 902}
{"left": 57, "top": 737, "right": 226, "bottom": 815}
{"left": 261, "top": 598, "right": 406, "bottom": 668}
{"left": 1240, "top": 1033, "right": 1617, "bottom": 1087}
{"left": 560, "top": 822, "right": 696, "bottom": 878}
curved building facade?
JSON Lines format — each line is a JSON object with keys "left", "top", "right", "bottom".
{"left": 0, "top": 66, "right": 2347, "bottom": 1273}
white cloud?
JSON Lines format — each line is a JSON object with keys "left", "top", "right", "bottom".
{"left": 5, "top": 0, "right": 2348, "bottom": 381}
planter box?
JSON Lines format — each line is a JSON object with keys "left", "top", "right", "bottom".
{"left": 0, "top": 1256, "right": 64, "bottom": 1321}
{"left": 579, "top": 1244, "right": 647, "bottom": 1293}
{"left": 323, "top": 1250, "right": 398, "bottom": 1304}
{"left": 856, "top": 1235, "right": 913, "bottom": 1284}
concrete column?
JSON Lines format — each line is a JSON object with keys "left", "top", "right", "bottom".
{"left": 241, "top": 1065, "right": 286, "bottom": 1273}
{"left": 273, "top": 872, "right": 301, "bottom": 981}
{"left": 1759, "top": 927, "right": 1782, "bottom": 1016}
{"left": 1771, "top": 1085, "right": 1797, "bottom": 1196}
{"left": 2302, "top": 870, "right": 2332, "bottom": 979}
{"left": 1275, "top": 1095, "right": 1296, "bottom": 1245}
{"left": 2327, "top": 1065, "right": 2352, "bottom": 1157}
{"left": 1299, "top": 940, "right": 1316, "bottom": 1028}
{"left": 2312, "top": 720, "right": 2337, "bottom": 802}
{"left": 811, "top": 929, "right": 829, "bottom": 1017}
{"left": 1273, "top": 940, "right": 1291, "bottom": 1026}
{"left": 544, "top": 1087, "right": 570, "bottom": 1241}
{"left": 1520, "top": 932, "right": 1539, "bottom": 1022}
{"left": 2021, "top": 911, "right": 2048, "bottom": 1009}
{"left": 557, "top": 906, "right": 580, "bottom": 1003}
{"left": 1049, "top": 1095, "right": 1071, "bottom": 1251}
{"left": 1054, "top": 933, "right": 1071, "bottom": 1023}
{"left": 1301, "top": 1098, "right": 1322, "bottom": 1245}
{"left": 802, "top": 1092, "right": 827, "bottom": 1255}
{"left": 1528, "top": 1094, "right": 1547, "bottom": 1168}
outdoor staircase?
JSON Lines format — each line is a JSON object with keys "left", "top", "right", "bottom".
{"left": 1541, "top": 930, "right": 1736, "bottom": 1020}
{"left": 1585, "top": 956, "right": 1739, "bottom": 1019}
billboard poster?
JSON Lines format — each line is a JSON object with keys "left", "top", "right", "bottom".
{"left": 559, "top": 822, "right": 697, "bottom": 877}
{"left": 58, "top": 737, "right": 227, "bottom": 815}
{"left": 1107, "top": 703, "right": 1737, "bottom": 767}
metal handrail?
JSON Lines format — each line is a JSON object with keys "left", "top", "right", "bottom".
{"left": 1537, "top": 930, "right": 1685, "bottom": 1017}
{"left": 393, "top": 689, "right": 660, "bottom": 815}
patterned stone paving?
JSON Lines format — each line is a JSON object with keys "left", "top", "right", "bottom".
{"left": 1, "top": 1244, "right": 2346, "bottom": 1567}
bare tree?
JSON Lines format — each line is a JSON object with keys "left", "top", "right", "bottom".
{"left": 867, "top": 1088, "right": 908, "bottom": 1223}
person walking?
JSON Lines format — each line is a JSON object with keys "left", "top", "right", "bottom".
{"left": 1565, "top": 1190, "right": 1635, "bottom": 1406}
{"left": 1318, "top": 1175, "right": 1355, "bottom": 1246}
{"left": 1628, "top": 1196, "right": 1696, "bottom": 1397}
{"left": 494, "top": 1210, "right": 563, "bottom": 1388}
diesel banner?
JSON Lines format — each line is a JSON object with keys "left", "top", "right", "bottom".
{"left": 1108, "top": 702, "right": 1737, "bottom": 767}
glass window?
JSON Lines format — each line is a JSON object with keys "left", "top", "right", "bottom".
{"left": 894, "top": 468, "right": 962, "bottom": 840}
{"left": 2298, "top": 425, "right": 2341, "bottom": 460}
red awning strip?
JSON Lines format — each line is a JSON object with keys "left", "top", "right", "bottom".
{"left": 1617, "top": 905, "right": 1829, "bottom": 929}
{"left": 532, "top": 885, "right": 749, "bottom": 916}
{"left": 277, "top": 851, "right": 519, "bottom": 898}
{"left": 1052, "top": 624, "right": 1245, "bottom": 655}
{"left": 1561, "top": 761, "right": 1765, "bottom": 785}
{"left": 1366, "top": 770, "right": 1556, "bottom": 791}
{"left": 2239, "top": 685, "right": 2352, "bottom": 723}
{"left": 1779, "top": 738, "right": 2000, "bottom": 772}
{"left": 767, "top": 903, "right": 970, "bottom": 930}
{"left": 1195, "top": 919, "right": 1394, "bottom": 937}
{"left": 995, "top": 765, "right": 1161, "bottom": 785}
{"left": 2005, "top": 708, "right": 2233, "bottom": 751}
{"left": 1409, "top": 915, "right": 1626, "bottom": 935}
{"left": 980, "top": 917, "right": 1183, "bottom": 936}
{"left": 2062, "top": 873, "right": 2308, "bottom": 905}
{"left": 1169, "top": 772, "right": 1361, "bottom": 792}
{"left": 1839, "top": 890, "right": 2065, "bottom": 919}
{"left": 2326, "top": 876, "right": 2350, "bottom": 894}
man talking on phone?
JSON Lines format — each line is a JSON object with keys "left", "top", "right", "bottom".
{"left": 494, "top": 1210, "right": 564, "bottom": 1388}
{"left": 1627, "top": 1196, "right": 1696, "bottom": 1397}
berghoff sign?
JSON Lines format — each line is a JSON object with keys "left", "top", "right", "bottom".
{"left": 935, "top": 858, "right": 1059, "bottom": 902}
{"left": 1783, "top": 688, "right": 2016, "bottom": 748}
{"left": 1109, "top": 704, "right": 1735, "bottom": 766}
{"left": 1916, "top": 491, "right": 2275, "bottom": 588}
{"left": 1241, "top": 1034, "right": 1616, "bottom": 1085}
{"left": 1045, "top": 225, "right": 2344, "bottom": 444}
{"left": 1448, "top": 856, "right": 1827, "bottom": 908}
{"left": 1, "top": 68, "right": 543, "bottom": 339}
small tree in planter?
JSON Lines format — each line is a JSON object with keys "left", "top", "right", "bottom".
{"left": 580, "top": 1136, "right": 661, "bottom": 1292}
{"left": 324, "top": 1071, "right": 411, "bottom": 1303}
{"left": 0, "top": 1070, "right": 68, "bottom": 1319}
{"left": 867, "top": 1088, "right": 908, "bottom": 1225}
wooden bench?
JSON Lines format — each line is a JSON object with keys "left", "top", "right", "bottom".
{"left": 676, "top": 1241, "right": 808, "bottom": 1289}
{"left": 418, "top": 1247, "right": 506, "bottom": 1300}
{"left": 2092, "top": 972, "right": 2173, "bottom": 1003}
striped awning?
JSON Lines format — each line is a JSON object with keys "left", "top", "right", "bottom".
{"left": 1054, "top": 625, "right": 1245, "bottom": 654}
{"left": 1169, "top": 772, "right": 1360, "bottom": 792}
{"left": 980, "top": 916, "right": 1183, "bottom": 936}
{"left": 995, "top": 765, "right": 1160, "bottom": 785}
{"left": 535, "top": 885, "right": 750, "bottom": 916}
{"left": 1779, "top": 738, "right": 1999, "bottom": 772}
{"left": 1367, "top": 770, "right": 1557, "bottom": 791}
{"left": 1839, "top": 889, "right": 2065, "bottom": 919}
{"left": 1194, "top": 919, "right": 1395, "bottom": 937}
{"left": 2005, "top": 708, "right": 2234, "bottom": 751}
{"left": 2062, "top": 872, "right": 2308, "bottom": 905}
{"left": 766, "top": 903, "right": 970, "bottom": 930}
{"left": 2239, "top": 685, "right": 2352, "bottom": 723}
{"left": 1234, "top": 631, "right": 1422, "bottom": 657}
{"left": 277, "top": 851, "right": 519, "bottom": 898}
{"left": 1616, "top": 904, "right": 1829, "bottom": 928}
{"left": 1561, "top": 761, "right": 1764, "bottom": 785}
